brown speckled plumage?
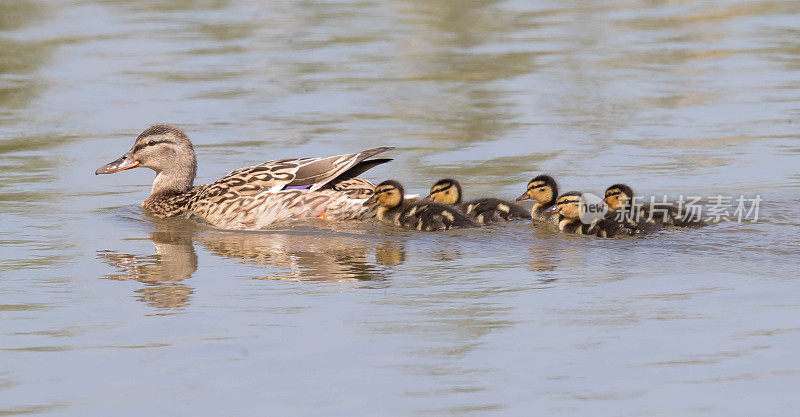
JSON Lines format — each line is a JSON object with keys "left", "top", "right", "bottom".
{"left": 96, "top": 124, "right": 393, "bottom": 230}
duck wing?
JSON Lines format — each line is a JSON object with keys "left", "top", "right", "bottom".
{"left": 202, "top": 147, "right": 394, "bottom": 199}
{"left": 290, "top": 147, "right": 394, "bottom": 191}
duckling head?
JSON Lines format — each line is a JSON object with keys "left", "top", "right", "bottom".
{"left": 96, "top": 124, "right": 197, "bottom": 195}
{"left": 363, "top": 180, "right": 404, "bottom": 209}
{"left": 424, "top": 178, "right": 462, "bottom": 205}
{"left": 544, "top": 191, "right": 583, "bottom": 221}
{"left": 517, "top": 174, "right": 558, "bottom": 205}
{"left": 604, "top": 184, "right": 634, "bottom": 211}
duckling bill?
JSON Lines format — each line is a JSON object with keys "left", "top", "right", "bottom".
{"left": 365, "top": 180, "right": 479, "bottom": 231}
{"left": 424, "top": 178, "right": 529, "bottom": 224}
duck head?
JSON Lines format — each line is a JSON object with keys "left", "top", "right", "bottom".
{"left": 517, "top": 174, "right": 558, "bottom": 206}
{"left": 543, "top": 191, "right": 583, "bottom": 221}
{"left": 423, "top": 178, "right": 462, "bottom": 205}
{"left": 604, "top": 184, "right": 634, "bottom": 211}
{"left": 363, "top": 180, "right": 404, "bottom": 209}
{"left": 96, "top": 124, "right": 197, "bottom": 195}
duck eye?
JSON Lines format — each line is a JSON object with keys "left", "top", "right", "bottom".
{"left": 148, "top": 140, "right": 156, "bottom": 146}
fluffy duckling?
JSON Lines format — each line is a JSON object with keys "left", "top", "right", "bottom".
{"left": 604, "top": 184, "right": 706, "bottom": 227}
{"left": 424, "top": 178, "right": 529, "bottom": 224}
{"left": 516, "top": 174, "right": 559, "bottom": 225}
{"left": 364, "top": 180, "right": 479, "bottom": 231}
{"left": 544, "top": 192, "right": 639, "bottom": 238}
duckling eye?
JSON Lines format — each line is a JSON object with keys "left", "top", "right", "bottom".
{"left": 147, "top": 140, "right": 156, "bottom": 146}
{"left": 538, "top": 187, "right": 545, "bottom": 191}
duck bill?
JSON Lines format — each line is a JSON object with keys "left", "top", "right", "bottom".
{"left": 515, "top": 192, "right": 530, "bottom": 201}
{"left": 95, "top": 153, "right": 140, "bottom": 175}
{"left": 363, "top": 195, "right": 377, "bottom": 206}
{"left": 543, "top": 205, "right": 559, "bottom": 215}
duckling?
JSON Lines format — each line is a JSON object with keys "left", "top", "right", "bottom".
{"left": 364, "top": 180, "right": 479, "bottom": 231}
{"left": 544, "top": 192, "right": 639, "bottom": 238}
{"left": 424, "top": 178, "right": 529, "bottom": 224}
{"left": 515, "top": 174, "right": 559, "bottom": 225}
{"left": 604, "top": 184, "right": 706, "bottom": 227}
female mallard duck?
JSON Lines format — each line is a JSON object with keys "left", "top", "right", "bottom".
{"left": 95, "top": 124, "right": 393, "bottom": 230}
{"left": 364, "top": 180, "right": 479, "bottom": 231}
{"left": 544, "top": 192, "right": 640, "bottom": 237}
{"left": 604, "top": 184, "right": 706, "bottom": 227}
{"left": 515, "top": 174, "right": 559, "bottom": 225}
{"left": 423, "top": 178, "right": 529, "bottom": 224}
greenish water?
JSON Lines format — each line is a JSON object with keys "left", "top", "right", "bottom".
{"left": 1, "top": 0, "right": 799, "bottom": 415}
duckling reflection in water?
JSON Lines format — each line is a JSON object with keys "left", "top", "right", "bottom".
{"left": 604, "top": 184, "right": 706, "bottom": 227}
{"left": 516, "top": 174, "right": 560, "bottom": 226}
{"left": 545, "top": 192, "right": 645, "bottom": 238}
{"left": 424, "top": 178, "right": 529, "bottom": 224}
{"left": 364, "top": 180, "right": 479, "bottom": 231}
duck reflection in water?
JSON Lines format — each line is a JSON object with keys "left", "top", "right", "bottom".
{"left": 198, "top": 229, "right": 403, "bottom": 286}
{"left": 98, "top": 218, "right": 199, "bottom": 310}
{"left": 99, "top": 215, "right": 405, "bottom": 309}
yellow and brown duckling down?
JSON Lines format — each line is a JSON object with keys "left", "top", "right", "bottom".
{"left": 516, "top": 174, "right": 559, "bottom": 225}
{"left": 605, "top": 184, "right": 706, "bottom": 227}
{"left": 424, "top": 178, "right": 529, "bottom": 224}
{"left": 95, "top": 124, "right": 393, "bottom": 230}
{"left": 544, "top": 192, "right": 640, "bottom": 238}
{"left": 364, "top": 180, "right": 479, "bottom": 231}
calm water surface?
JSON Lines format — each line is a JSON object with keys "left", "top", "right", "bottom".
{"left": 2, "top": 0, "right": 800, "bottom": 415}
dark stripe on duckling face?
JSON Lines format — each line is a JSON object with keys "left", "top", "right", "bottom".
{"left": 428, "top": 179, "right": 462, "bottom": 205}
{"left": 367, "top": 180, "right": 404, "bottom": 208}
{"left": 549, "top": 191, "right": 583, "bottom": 219}
{"left": 555, "top": 198, "right": 581, "bottom": 220}
{"left": 524, "top": 180, "right": 555, "bottom": 205}
{"left": 557, "top": 197, "right": 581, "bottom": 206}
{"left": 429, "top": 184, "right": 450, "bottom": 195}
{"left": 604, "top": 184, "right": 633, "bottom": 211}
